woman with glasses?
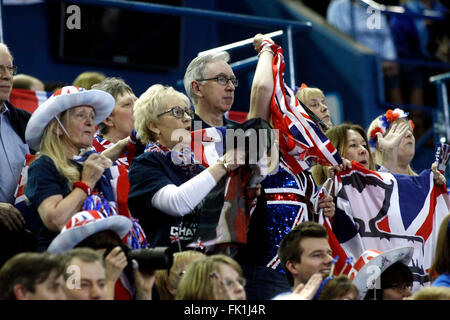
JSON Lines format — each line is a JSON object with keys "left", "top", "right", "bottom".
{"left": 128, "top": 84, "right": 244, "bottom": 252}
{"left": 176, "top": 254, "right": 246, "bottom": 300}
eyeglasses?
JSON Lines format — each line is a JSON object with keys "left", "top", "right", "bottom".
{"left": 0, "top": 65, "right": 18, "bottom": 76}
{"left": 196, "top": 75, "right": 238, "bottom": 87}
{"left": 222, "top": 277, "right": 246, "bottom": 290}
{"left": 157, "top": 106, "right": 194, "bottom": 119}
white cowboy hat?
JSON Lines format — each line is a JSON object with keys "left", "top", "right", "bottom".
{"left": 25, "top": 86, "right": 114, "bottom": 151}
{"left": 345, "top": 246, "right": 414, "bottom": 300}
{"left": 47, "top": 210, "right": 132, "bottom": 254}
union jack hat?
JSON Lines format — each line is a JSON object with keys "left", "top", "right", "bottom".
{"left": 344, "top": 246, "right": 414, "bottom": 300}
{"left": 25, "top": 85, "right": 115, "bottom": 151}
{"left": 47, "top": 210, "right": 132, "bottom": 254}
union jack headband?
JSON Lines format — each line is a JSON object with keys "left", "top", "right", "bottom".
{"left": 368, "top": 108, "right": 414, "bottom": 153}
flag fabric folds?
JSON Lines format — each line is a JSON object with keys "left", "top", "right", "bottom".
{"left": 10, "top": 88, "right": 52, "bottom": 113}
{"left": 263, "top": 40, "right": 342, "bottom": 175}
{"left": 332, "top": 162, "right": 450, "bottom": 289}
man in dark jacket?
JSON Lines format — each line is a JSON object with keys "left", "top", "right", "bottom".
{"left": 0, "top": 43, "right": 34, "bottom": 267}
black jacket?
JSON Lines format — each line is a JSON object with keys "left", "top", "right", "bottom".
{"left": 4, "top": 100, "right": 31, "bottom": 146}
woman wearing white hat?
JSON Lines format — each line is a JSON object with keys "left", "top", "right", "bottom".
{"left": 24, "top": 86, "right": 117, "bottom": 251}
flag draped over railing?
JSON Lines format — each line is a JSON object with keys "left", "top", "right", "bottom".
{"left": 262, "top": 39, "right": 342, "bottom": 175}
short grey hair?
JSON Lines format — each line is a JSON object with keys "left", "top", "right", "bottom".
{"left": 0, "top": 43, "right": 13, "bottom": 61}
{"left": 183, "top": 51, "right": 230, "bottom": 106}
{"left": 133, "top": 84, "right": 191, "bottom": 144}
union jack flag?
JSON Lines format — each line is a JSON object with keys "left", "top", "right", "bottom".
{"left": 332, "top": 161, "right": 450, "bottom": 290}
{"left": 264, "top": 40, "right": 342, "bottom": 175}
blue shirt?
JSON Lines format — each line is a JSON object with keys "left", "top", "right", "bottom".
{"left": 327, "top": 0, "right": 397, "bottom": 60}
{"left": 0, "top": 103, "right": 30, "bottom": 203}
{"left": 432, "top": 273, "right": 450, "bottom": 287}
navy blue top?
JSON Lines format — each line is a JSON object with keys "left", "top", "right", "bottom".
{"left": 128, "top": 151, "right": 201, "bottom": 251}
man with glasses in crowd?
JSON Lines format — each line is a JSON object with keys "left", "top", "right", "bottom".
{"left": 0, "top": 43, "right": 35, "bottom": 267}
{"left": 183, "top": 51, "right": 239, "bottom": 129}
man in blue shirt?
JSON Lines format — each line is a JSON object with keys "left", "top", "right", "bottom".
{"left": 0, "top": 43, "right": 34, "bottom": 266}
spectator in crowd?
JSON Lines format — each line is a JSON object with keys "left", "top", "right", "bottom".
{"left": 91, "top": 77, "right": 137, "bottom": 169}
{"left": 184, "top": 51, "right": 239, "bottom": 128}
{"left": 0, "top": 43, "right": 34, "bottom": 267}
{"left": 430, "top": 214, "right": 450, "bottom": 287}
{"left": 13, "top": 73, "right": 45, "bottom": 91}
{"left": 327, "top": 0, "right": 403, "bottom": 104}
{"left": 176, "top": 254, "right": 246, "bottom": 300}
{"left": 155, "top": 250, "right": 205, "bottom": 300}
{"left": 230, "top": 33, "right": 338, "bottom": 300}
{"left": 72, "top": 71, "right": 106, "bottom": 90}
{"left": 412, "top": 286, "right": 450, "bottom": 300}
{"left": 276, "top": 221, "right": 333, "bottom": 298}
{"left": 318, "top": 275, "right": 359, "bottom": 300}
{"left": 295, "top": 84, "right": 333, "bottom": 129}
{"left": 24, "top": 86, "right": 116, "bottom": 251}
{"left": 312, "top": 123, "right": 375, "bottom": 187}
{"left": 128, "top": 84, "right": 245, "bottom": 251}
{"left": 63, "top": 247, "right": 108, "bottom": 300}
{"left": 346, "top": 246, "right": 414, "bottom": 300}
{"left": 0, "top": 251, "right": 66, "bottom": 300}
{"left": 48, "top": 210, "right": 155, "bottom": 300}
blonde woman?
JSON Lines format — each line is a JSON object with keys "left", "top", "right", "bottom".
{"left": 128, "top": 84, "right": 244, "bottom": 251}
{"left": 176, "top": 254, "right": 246, "bottom": 300}
{"left": 295, "top": 85, "right": 333, "bottom": 129}
{"left": 25, "top": 87, "right": 115, "bottom": 251}
{"left": 155, "top": 250, "right": 205, "bottom": 300}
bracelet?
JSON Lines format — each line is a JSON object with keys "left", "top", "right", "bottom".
{"left": 257, "top": 48, "right": 275, "bottom": 58}
{"left": 73, "top": 181, "right": 92, "bottom": 196}
{"left": 217, "top": 157, "right": 232, "bottom": 173}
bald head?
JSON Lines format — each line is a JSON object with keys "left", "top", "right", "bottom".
{"left": 0, "top": 43, "right": 14, "bottom": 105}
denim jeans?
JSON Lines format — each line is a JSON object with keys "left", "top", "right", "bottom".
{"left": 242, "top": 265, "right": 291, "bottom": 300}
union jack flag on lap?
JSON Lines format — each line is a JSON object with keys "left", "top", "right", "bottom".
{"left": 263, "top": 40, "right": 342, "bottom": 174}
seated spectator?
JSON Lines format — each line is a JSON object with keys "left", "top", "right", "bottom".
{"left": 176, "top": 254, "right": 246, "bottom": 300}
{"left": 91, "top": 77, "right": 137, "bottom": 169}
{"left": 318, "top": 275, "right": 359, "bottom": 300}
{"left": 430, "top": 214, "right": 450, "bottom": 287}
{"left": 155, "top": 250, "right": 205, "bottom": 300}
{"left": 13, "top": 73, "right": 45, "bottom": 91}
{"left": 0, "top": 252, "right": 66, "bottom": 300}
{"left": 412, "top": 286, "right": 450, "bottom": 300}
{"left": 128, "top": 84, "right": 245, "bottom": 251}
{"left": 24, "top": 86, "right": 121, "bottom": 251}
{"left": 48, "top": 210, "right": 155, "bottom": 300}
{"left": 327, "top": 0, "right": 403, "bottom": 104}
{"left": 72, "top": 71, "right": 106, "bottom": 90}
{"left": 63, "top": 247, "right": 107, "bottom": 300}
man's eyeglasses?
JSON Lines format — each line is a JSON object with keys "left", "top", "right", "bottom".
{"left": 196, "top": 75, "right": 238, "bottom": 87}
{"left": 0, "top": 65, "right": 17, "bottom": 76}
{"left": 157, "top": 106, "right": 194, "bottom": 119}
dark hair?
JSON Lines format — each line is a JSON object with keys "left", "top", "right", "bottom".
{"left": 0, "top": 252, "right": 65, "bottom": 300}
{"left": 278, "top": 221, "right": 328, "bottom": 287}
{"left": 76, "top": 230, "right": 122, "bottom": 252}
{"left": 364, "top": 262, "right": 413, "bottom": 300}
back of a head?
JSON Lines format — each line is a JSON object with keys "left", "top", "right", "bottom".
{"left": 183, "top": 51, "right": 230, "bottom": 105}
{"left": 91, "top": 77, "right": 132, "bottom": 100}
{"left": 0, "top": 252, "right": 64, "bottom": 300}
{"left": 278, "top": 221, "right": 328, "bottom": 287}
{"left": 412, "top": 286, "right": 450, "bottom": 300}
{"left": 430, "top": 214, "right": 450, "bottom": 280}
{"left": 72, "top": 71, "right": 106, "bottom": 89}
{"left": 155, "top": 250, "right": 205, "bottom": 300}
{"left": 13, "top": 74, "right": 45, "bottom": 91}
{"left": 318, "top": 275, "right": 359, "bottom": 300}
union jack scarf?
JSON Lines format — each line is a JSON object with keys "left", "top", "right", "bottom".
{"left": 92, "top": 134, "right": 129, "bottom": 169}
{"left": 262, "top": 39, "right": 342, "bottom": 174}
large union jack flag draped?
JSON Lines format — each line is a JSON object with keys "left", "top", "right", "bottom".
{"left": 332, "top": 162, "right": 450, "bottom": 289}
